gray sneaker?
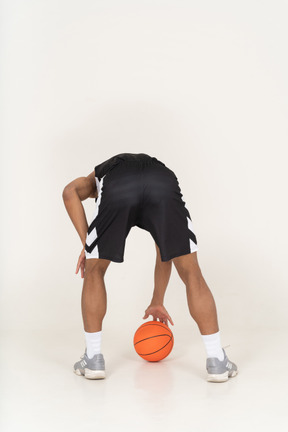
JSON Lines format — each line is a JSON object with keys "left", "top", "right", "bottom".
{"left": 206, "top": 348, "right": 238, "bottom": 382}
{"left": 73, "top": 348, "right": 106, "bottom": 379}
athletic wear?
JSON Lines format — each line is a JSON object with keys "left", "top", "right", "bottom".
{"left": 84, "top": 330, "right": 102, "bottom": 358}
{"left": 93, "top": 153, "right": 161, "bottom": 190}
{"left": 73, "top": 348, "right": 106, "bottom": 379}
{"left": 206, "top": 348, "right": 238, "bottom": 382}
{"left": 201, "top": 331, "right": 225, "bottom": 361}
{"left": 84, "top": 153, "right": 198, "bottom": 262}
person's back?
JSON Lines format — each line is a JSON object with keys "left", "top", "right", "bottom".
{"left": 93, "top": 152, "right": 165, "bottom": 182}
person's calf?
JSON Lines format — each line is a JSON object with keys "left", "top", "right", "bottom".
{"left": 81, "top": 261, "right": 109, "bottom": 332}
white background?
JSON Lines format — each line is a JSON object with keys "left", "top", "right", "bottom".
{"left": 1, "top": 1, "right": 287, "bottom": 430}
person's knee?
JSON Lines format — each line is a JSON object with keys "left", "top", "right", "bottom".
{"left": 172, "top": 252, "right": 202, "bottom": 285}
{"left": 84, "top": 258, "right": 110, "bottom": 276}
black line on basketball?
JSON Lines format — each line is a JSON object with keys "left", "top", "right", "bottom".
{"left": 134, "top": 334, "right": 172, "bottom": 346}
{"left": 137, "top": 337, "right": 173, "bottom": 356}
{"left": 141, "top": 322, "right": 172, "bottom": 331}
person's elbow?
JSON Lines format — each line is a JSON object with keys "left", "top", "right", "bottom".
{"left": 62, "top": 185, "right": 76, "bottom": 201}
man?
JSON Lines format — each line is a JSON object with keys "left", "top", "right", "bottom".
{"left": 62, "top": 152, "right": 238, "bottom": 382}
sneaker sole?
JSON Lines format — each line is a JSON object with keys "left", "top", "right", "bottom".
{"left": 207, "top": 370, "right": 238, "bottom": 382}
{"left": 74, "top": 368, "right": 106, "bottom": 379}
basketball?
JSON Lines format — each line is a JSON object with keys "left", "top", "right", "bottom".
{"left": 133, "top": 320, "right": 174, "bottom": 362}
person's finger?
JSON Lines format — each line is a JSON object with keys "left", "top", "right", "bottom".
{"left": 75, "top": 260, "right": 80, "bottom": 274}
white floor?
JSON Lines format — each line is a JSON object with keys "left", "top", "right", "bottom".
{"left": 1, "top": 326, "right": 287, "bottom": 432}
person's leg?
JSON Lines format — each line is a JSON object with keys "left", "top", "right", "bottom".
{"left": 172, "top": 251, "right": 219, "bottom": 335}
{"left": 81, "top": 258, "right": 111, "bottom": 332}
{"left": 74, "top": 257, "right": 111, "bottom": 378}
{"left": 172, "top": 251, "right": 238, "bottom": 382}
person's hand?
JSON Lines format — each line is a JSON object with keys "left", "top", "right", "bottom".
{"left": 75, "top": 247, "right": 86, "bottom": 278}
{"left": 143, "top": 303, "right": 174, "bottom": 327}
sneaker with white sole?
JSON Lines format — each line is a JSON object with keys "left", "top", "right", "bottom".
{"left": 73, "top": 348, "right": 106, "bottom": 379}
{"left": 206, "top": 347, "right": 238, "bottom": 382}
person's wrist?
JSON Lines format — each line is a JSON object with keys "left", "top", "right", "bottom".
{"left": 151, "top": 297, "right": 163, "bottom": 306}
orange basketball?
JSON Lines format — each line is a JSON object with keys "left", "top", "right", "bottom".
{"left": 133, "top": 320, "right": 174, "bottom": 362}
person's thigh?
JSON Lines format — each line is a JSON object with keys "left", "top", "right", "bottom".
{"left": 138, "top": 164, "right": 198, "bottom": 262}
{"left": 84, "top": 165, "right": 142, "bottom": 263}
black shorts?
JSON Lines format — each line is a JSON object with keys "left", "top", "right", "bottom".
{"left": 84, "top": 158, "right": 198, "bottom": 262}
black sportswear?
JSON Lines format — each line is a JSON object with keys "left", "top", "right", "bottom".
{"left": 84, "top": 153, "right": 198, "bottom": 262}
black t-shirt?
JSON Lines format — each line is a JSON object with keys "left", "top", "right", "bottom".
{"left": 94, "top": 153, "right": 164, "bottom": 181}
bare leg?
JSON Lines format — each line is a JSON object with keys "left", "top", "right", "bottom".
{"left": 172, "top": 252, "right": 219, "bottom": 335}
{"left": 81, "top": 258, "right": 111, "bottom": 332}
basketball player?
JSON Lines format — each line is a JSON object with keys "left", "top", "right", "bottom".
{"left": 62, "top": 153, "right": 238, "bottom": 382}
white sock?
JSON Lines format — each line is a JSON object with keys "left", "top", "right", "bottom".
{"left": 201, "top": 331, "right": 224, "bottom": 361}
{"left": 84, "top": 330, "right": 102, "bottom": 358}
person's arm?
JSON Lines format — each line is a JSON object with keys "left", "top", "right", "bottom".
{"left": 62, "top": 171, "right": 97, "bottom": 247}
{"left": 143, "top": 243, "right": 174, "bottom": 326}
{"left": 151, "top": 243, "right": 172, "bottom": 304}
